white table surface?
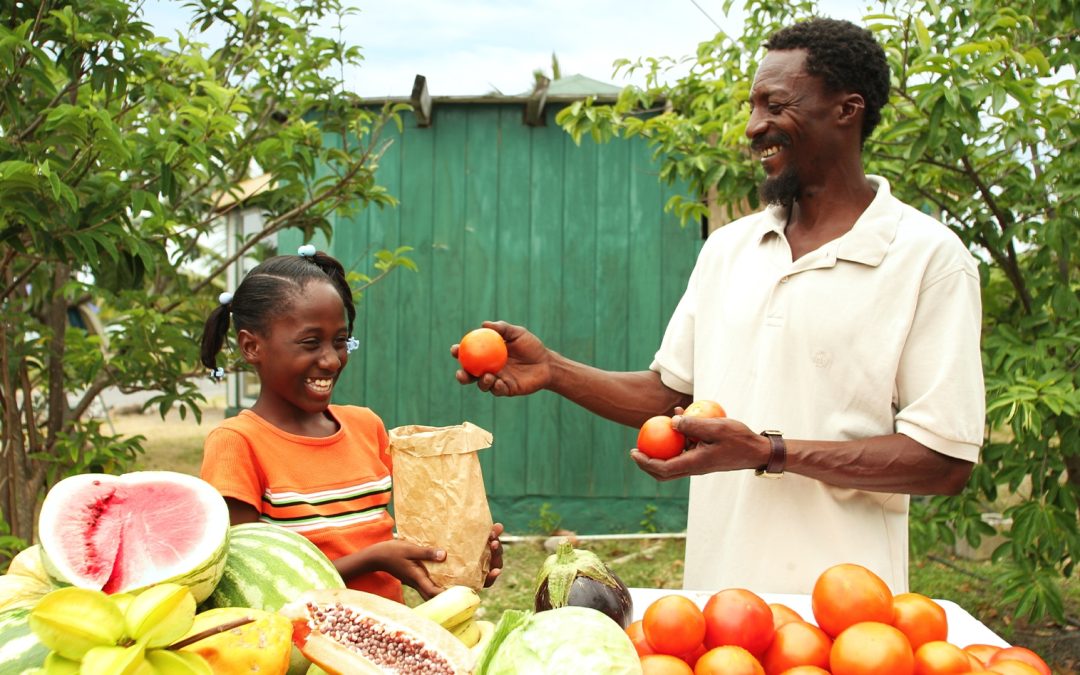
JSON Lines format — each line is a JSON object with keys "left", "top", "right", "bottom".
{"left": 628, "top": 588, "right": 1009, "bottom": 648}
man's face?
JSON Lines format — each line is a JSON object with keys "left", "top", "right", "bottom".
{"left": 745, "top": 49, "right": 839, "bottom": 208}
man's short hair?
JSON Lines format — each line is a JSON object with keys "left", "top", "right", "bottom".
{"left": 764, "top": 18, "right": 891, "bottom": 143}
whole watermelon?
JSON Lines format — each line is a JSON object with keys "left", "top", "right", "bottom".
{"left": 200, "top": 523, "right": 345, "bottom": 675}
{"left": 37, "top": 471, "right": 230, "bottom": 603}
{"left": 0, "top": 608, "right": 49, "bottom": 675}
{"left": 200, "top": 522, "right": 344, "bottom": 612}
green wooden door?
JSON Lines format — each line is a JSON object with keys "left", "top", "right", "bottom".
{"left": 286, "top": 102, "right": 703, "bottom": 534}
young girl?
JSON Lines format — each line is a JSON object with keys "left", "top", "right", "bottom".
{"left": 199, "top": 246, "right": 502, "bottom": 602}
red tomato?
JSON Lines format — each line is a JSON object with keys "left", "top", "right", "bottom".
{"left": 643, "top": 594, "right": 707, "bottom": 656}
{"left": 913, "top": 640, "right": 972, "bottom": 675}
{"left": 770, "top": 603, "right": 804, "bottom": 630}
{"left": 892, "top": 592, "right": 948, "bottom": 650}
{"left": 628, "top": 620, "right": 656, "bottom": 657}
{"left": 702, "top": 588, "right": 775, "bottom": 658}
{"left": 694, "top": 645, "right": 766, "bottom": 675}
{"left": 812, "top": 563, "right": 895, "bottom": 638}
{"left": 963, "top": 644, "right": 1002, "bottom": 667}
{"left": 829, "top": 621, "right": 915, "bottom": 675}
{"left": 637, "top": 415, "right": 687, "bottom": 460}
{"left": 761, "top": 621, "right": 832, "bottom": 674}
{"left": 777, "top": 668, "right": 831, "bottom": 675}
{"left": 641, "top": 654, "right": 695, "bottom": 675}
{"left": 985, "top": 661, "right": 1043, "bottom": 675}
{"left": 457, "top": 327, "right": 508, "bottom": 376}
{"left": 681, "top": 399, "right": 726, "bottom": 443}
{"left": 680, "top": 643, "right": 708, "bottom": 669}
{"left": 986, "top": 647, "right": 1051, "bottom": 675}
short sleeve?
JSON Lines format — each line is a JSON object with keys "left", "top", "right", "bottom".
{"left": 200, "top": 427, "right": 265, "bottom": 510}
{"left": 894, "top": 265, "right": 985, "bottom": 462}
{"left": 650, "top": 254, "right": 703, "bottom": 396}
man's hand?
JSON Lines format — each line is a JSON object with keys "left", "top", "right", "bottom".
{"left": 631, "top": 413, "right": 769, "bottom": 481}
{"left": 452, "top": 321, "right": 552, "bottom": 397}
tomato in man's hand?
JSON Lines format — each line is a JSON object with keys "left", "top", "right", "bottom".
{"left": 457, "top": 327, "right": 508, "bottom": 377}
{"left": 637, "top": 415, "right": 687, "bottom": 460}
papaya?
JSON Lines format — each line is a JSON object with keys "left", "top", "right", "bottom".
{"left": 179, "top": 606, "right": 292, "bottom": 674}
{"left": 281, "top": 588, "right": 474, "bottom": 675}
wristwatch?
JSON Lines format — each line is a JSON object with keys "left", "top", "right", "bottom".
{"left": 755, "top": 430, "right": 786, "bottom": 478}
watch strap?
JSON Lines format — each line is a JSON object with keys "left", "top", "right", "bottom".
{"left": 756, "top": 430, "right": 786, "bottom": 478}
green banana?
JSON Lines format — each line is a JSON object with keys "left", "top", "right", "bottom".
{"left": 29, "top": 587, "right": 125, "bottom": 660}
{"left": 449, "top": 617, "right": 481, "bottom": 647}
{"left": 79, "top": 644, "right": 146, "bottom": 675}
{"left": 145, "top": 649, "right": 213, "bottom": 675}
{"left": 123, "top": 583, "right": 195, "bottom": 649}
{"left": 412, "top": 585, "right": 481, "bottom": 630}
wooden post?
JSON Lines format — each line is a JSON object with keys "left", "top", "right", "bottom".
{"left": 411, "top": 74, "right": 432, "bottom": 127}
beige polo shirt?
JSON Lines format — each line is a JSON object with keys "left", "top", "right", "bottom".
{"left": 651, "top": 176, "right": 984, "bottom": 594}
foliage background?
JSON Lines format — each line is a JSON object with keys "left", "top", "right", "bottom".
{"left": 558, "top": 0, "right": 1079, "bottom": 623}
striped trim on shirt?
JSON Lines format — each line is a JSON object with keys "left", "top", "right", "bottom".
{"left": 258, "top": 475, "right": 392, "bottom": 534}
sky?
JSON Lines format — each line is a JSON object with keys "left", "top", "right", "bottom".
{"left": 143, "top": 0, "right": 867, "bottom": 98}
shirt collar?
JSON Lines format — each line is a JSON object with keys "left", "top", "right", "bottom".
{"left": 755, "top": 175, "right": 899, "bottom": 267}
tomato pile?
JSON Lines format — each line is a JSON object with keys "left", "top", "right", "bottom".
{"left": 628, "top": 563, "right": 1053, "bottom": 675}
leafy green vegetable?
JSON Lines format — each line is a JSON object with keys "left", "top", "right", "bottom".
{"left": 477, "top": 606, "right": 642, "bottom": 675}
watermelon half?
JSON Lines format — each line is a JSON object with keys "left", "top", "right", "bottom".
{"left": 37, "top": 471, "right": 230, "bottom": 603}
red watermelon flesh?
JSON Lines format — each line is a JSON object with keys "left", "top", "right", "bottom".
{"left": 38, "top": 471, "right": 230, "bottom": 602}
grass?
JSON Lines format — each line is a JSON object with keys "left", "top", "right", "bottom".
{"left": 116, "top": 409, "right": 1079, "bottom": 673}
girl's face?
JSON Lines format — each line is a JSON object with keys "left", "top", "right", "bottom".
{"left": 242, "top": 280, "right": 350, "bottom": 417}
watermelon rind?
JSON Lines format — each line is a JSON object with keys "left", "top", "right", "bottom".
{"left": 200, "top": 522, "right": 345, "bottom": 613}
{"left": 200, "top": 522, "right": 345, "bottom": 675}
{"left": 37, "top": 471, "right": 230, "bottom": 603}
{"left": 0, "top": 608, "right": 49, "bottom": 675}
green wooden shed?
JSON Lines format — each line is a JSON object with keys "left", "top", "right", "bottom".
{"left": 281, "top": 75, "right": 704, "bottom": 535}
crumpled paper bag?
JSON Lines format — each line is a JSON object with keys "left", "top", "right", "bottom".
{"left": 389, "top": 422, "right": 494, "bottom": 590}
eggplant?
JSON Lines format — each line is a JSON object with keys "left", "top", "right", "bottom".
{"left": 533, "top": 540, "right": 634, "bottom": 629}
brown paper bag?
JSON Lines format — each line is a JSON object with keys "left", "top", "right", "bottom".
{"left": 389, "top": 422, "right": 494, "bottom": 590}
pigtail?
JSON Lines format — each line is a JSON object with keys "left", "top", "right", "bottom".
{"left": 200, "top": 298, "right": 232, "bottom": 370}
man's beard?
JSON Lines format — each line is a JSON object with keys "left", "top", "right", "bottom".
{"left": 759, "top": 166, "right": 800, "bottom": 209}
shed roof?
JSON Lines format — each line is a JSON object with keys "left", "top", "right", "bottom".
{"left": 358, "top": 72, "right": 624, "bottom": 105}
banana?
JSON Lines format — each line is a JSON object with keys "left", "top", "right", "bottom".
{"left": 469, "top": 620, "right": 496, "bottom": 657}
{"left": 449, "top": 617, "right": 481, "bottom": 647}
{"left": 412, "top": 586, "right": 481, "bottom": 630}
{"left": 145, "top": 649, "right": 213, "bottom": 675}
{"left": 79, "top": 644, "right": 146, "bottom": 675}
{"left": 29, "top": 587, "right": 125, "bottom": 660}
{"left": 123, "top": 583, "right": 195, "bottom": 649}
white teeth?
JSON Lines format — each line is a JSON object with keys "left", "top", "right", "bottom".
{"left": 306, "top": 378, "right": 333, "bottom": 392}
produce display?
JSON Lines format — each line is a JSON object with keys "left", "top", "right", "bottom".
{"left": 627, "top": 562, "right": 1054, "bottom": 675}
{"left": 2, "top": 470, "right": 1057, "bottom": 674}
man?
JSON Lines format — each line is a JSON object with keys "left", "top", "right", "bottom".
{"left": 453, "top": 18, "right": 984, "bottom": 594}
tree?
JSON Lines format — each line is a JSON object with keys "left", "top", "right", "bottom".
{"left": 557, "top": 0, "right": 1079, "bottom": 622}
{"left": 0, "top": 0, "right": 414, "bottom": 559}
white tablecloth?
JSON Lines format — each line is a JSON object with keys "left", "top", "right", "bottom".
{"left": 628, "top": 588, "right": 1009, "bottom": 648}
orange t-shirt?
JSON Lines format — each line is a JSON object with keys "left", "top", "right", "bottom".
{"left": 200, "top": 405, "right": 402, "bottom": 602}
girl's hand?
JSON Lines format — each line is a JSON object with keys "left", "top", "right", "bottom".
{"left": 483, "top": 523, "right": 505, "bottom": 588}
{"left": 366, "top": 539, "right": 446, "bottom": 600}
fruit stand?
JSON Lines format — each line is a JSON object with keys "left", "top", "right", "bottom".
{"left": 629, "top": 587, "right": 1010, "bottom": 647}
